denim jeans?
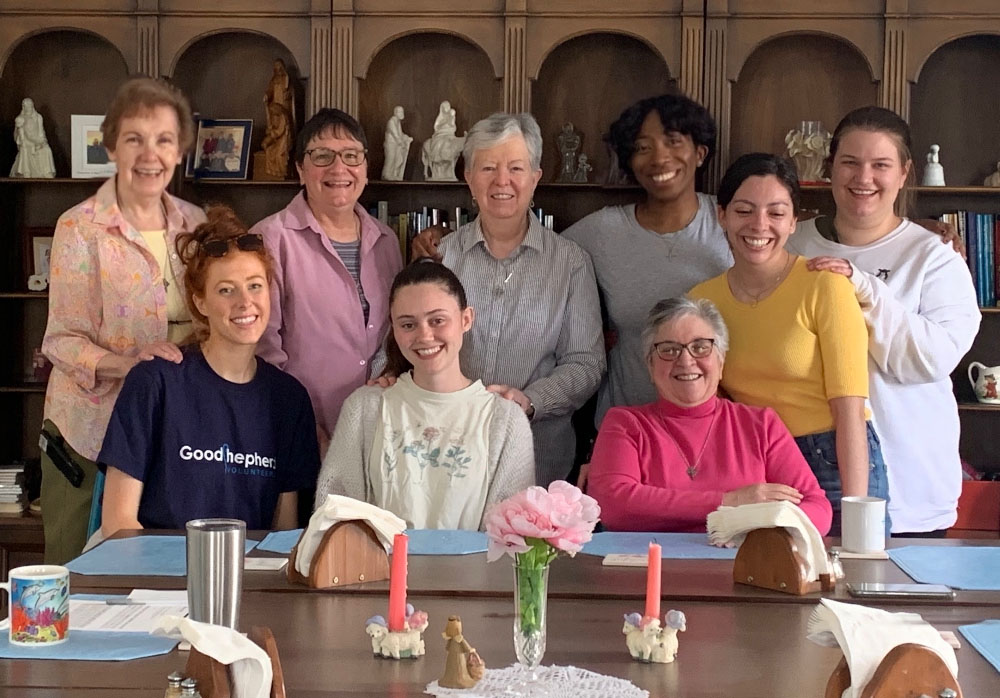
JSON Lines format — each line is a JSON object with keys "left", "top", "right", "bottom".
{"left": 793, "top": 421, "right": 890, "bottom": 537}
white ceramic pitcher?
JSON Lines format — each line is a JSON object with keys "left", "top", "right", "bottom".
{"left": 968, "top": 361, "right": 1000, "bottom": 404}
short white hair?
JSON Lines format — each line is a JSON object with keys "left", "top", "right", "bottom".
{"left": 463, "top": 112, "right": 542, "bottom": 172}
{"left": 641, "top": 296, "right": 729, "bottom": 360}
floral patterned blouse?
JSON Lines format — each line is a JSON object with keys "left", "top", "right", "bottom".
{"left": 41, "top": 177, "right": 206, "bottom": 460}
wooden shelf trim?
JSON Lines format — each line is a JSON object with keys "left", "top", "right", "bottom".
{"left": 958, "top": 402, "right": 1000, "bottom": 412}
{"left": 0, "top": 385, "right": 46, "bottom": 394}
{"left": 0, "top": 292, "right": 48, "bottom": 300}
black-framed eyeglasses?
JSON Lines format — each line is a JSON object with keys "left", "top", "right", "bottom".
{"left": 304, "top": 147, "right": 367, "bottom": 167}
{"left": 200, "top": 233, "right": 264, "bottom": 258}
{"left": 653, "top": 338, "right": 716, "bottom": 361}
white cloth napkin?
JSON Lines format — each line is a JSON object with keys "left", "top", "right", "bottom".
{"left": 152, "top": 616, "right": 272, "bottom": 698}
{"left": 807, "top": 598, "right": 958, "bottom": 698}
{"left": 706, "top": 501, "right": 831, "bottom": 579}
{"left": 293, "top": 495, "right": 406, "bottom": 577}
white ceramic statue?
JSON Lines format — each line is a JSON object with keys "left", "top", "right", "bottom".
{"left": 364, "top": 607, "right": 429, "bottom": 660}
{"left": 922, "top": 144, "right": 945, "bottom": 186}
{"left": 572, "top": 153, "right": 592, "bottom": 183}
{"left": 382, "top": 106, "right": 413, "bottom": 181}
{"left": 10, "top": 98, "right": 56, "bottom": 178}
{"left": 784, "top": 120, "right": 830, "bottom": 183}
{"left": 623, "top": 610, "right": 686, "bottom": 664}
{"left": 984, "top": 161, "right": 1000, "bottom": 187}
{"left": 421, "top": 100, "right": 466, "bottom": 181}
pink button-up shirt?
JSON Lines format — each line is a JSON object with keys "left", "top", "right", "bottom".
{"left": 42, "top": 177, "right": 207, "bottom": 460}
{"left": 252, "top": 192, "right": 402, "bottom": 438}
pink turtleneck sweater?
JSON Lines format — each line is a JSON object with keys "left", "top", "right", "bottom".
{"left": 589, "top": 395, "right": 832, "bottom": 535}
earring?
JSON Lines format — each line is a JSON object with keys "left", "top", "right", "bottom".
{"left": 529, "top": 199, "right": 536, "bottom": 208}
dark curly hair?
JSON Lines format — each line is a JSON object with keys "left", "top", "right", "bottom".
{"left": 717, "top": 153, "right": 801, "bottom": 214}
{"left": 380, "top": 260, "right": 468, "bottom": 379}
{"left": 175, "top": 205, "right": 274, "bottom": 339}
{"left": 606, "top": 94, "right": 717, "bottom": 183}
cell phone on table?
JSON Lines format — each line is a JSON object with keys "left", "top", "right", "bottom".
{"left": 846, "top": 582, "right": 956, "bottom": 600}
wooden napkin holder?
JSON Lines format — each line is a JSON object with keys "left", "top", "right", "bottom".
{"left": 185, "top": 626, "right": 286, "bottom": 698}
{"left": 825, "top": 642, "right": 962, "bottom": 698}
{"left": 286, "top": 519, "right": 390, "bottom": 589}
{"left": 733, "top": 527, "right": 833, "bottom": 595}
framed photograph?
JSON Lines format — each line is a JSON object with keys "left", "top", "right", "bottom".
{"left": 70, "top": 115, "right": 117, "bottom": 178}
{"left": 33, "top": 236, "right": 53, "bottom": 277}
{"left": 188, "top": 118, "right": 253, "bottom": 179}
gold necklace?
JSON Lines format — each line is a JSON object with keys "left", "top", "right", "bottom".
{"left": 729, "top": 253, "right": 796, "bottom": 307}
{"left": 660, "top": 403, "right": 721, "bottom": 480}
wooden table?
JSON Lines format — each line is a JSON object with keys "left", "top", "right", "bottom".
{"left": 71, "top": 532, "right": 1000, "bottom": 608}
{"left": 3, "top": 593, "right": 999, "bottom": 697}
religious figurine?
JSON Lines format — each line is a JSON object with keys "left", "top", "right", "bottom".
{"left": 922, "top": 144, "right": 945, "bottom": 186}
{"left": 420, "top": 100, "right": 466, "bottom": 181}
{"left": 10, "top": 98, "right": 56, "bottom": 178}
{"left": 438, "top": 615, "right": 484, "bottom": 689}
{"left": 556, "top": 122, "right": 581, "bottom": 182}
{"left": 364, "top": 605, "right": 429, "bottom": 660}
{"left": 985, "top": 161, "right": 1000, "bottom": 187}
{"left": 623, "top": 610, "right": 686, "bottom": 663}
{"left": 253, "top": 59, "right": 295, "bottom": 180}
{"left": 572, "top": 153, "right": 593, "bottom": 183}
{"left": 381, "top": 106, "right": 413, "bottom": 181}
{"left": 784, "top": 120, "right": 830, "bottom": 183}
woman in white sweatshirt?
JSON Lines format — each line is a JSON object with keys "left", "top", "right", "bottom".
{"left": 788, "top": 106, "right": 981, "bottom": 536}
{"left": 315, "top": 261, "right": 535, "bottom": 530}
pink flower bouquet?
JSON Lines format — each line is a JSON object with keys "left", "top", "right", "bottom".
{"left": 485, "top": 481, "right": 600, "bottom": 657}
{"left": 484, "top": 480, "right": 601, "bottom": 567}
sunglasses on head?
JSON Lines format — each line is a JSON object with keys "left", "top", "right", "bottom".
{"left": 200, "top": 233, "right": 264, "bottom": 258}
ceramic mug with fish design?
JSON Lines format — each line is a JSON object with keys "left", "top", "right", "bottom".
{"left": 0, "top": 565, "right": 70, "bottom": 645}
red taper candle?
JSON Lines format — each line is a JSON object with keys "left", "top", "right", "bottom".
{"left": 645, "top": 542, "right": 661, "bottom": 620}
{"left": 388, "top": 532, "right": 408, "bottom": 632}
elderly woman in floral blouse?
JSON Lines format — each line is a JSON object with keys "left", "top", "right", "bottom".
{"left": 40, "top": 77, "right": 204, "bottom": 563}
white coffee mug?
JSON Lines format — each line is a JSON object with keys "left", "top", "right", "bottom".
{"left": 0, "top": 564, "right": 70, "bottom": 645}
{"left": 841, "top": 496, "right": 887, "bottom": 554}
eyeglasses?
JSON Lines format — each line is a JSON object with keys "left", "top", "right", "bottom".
{"left": 652, "top": 338, "right": 716, "bottom": 361}
{"left": 200, "top": 233, "right": 264, "bottom": 258}
{"left": 304, "top": 147, "right": 367, "bottom": 167}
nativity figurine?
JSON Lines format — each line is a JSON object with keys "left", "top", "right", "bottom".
{"left": 10, "top": 98, "right": 55, "bottom": 178}
{"left": 382, "top": 105, "right": 412, "bottom": 181}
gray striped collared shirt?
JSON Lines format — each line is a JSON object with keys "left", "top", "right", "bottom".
{"left": 440, "top": 213, "right": 605, "bottom": 484}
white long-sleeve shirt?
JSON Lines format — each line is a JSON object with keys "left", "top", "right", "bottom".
{"left": 789, "top": 218, "right": 980, "bottom": 533}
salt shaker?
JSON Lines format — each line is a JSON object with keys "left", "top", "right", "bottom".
{"left": 164, "top": 672, "right": 184, "bottom": 698}
{"left": 828, "top": 549, "right": 845, "bottom": 581}
{"left": 180, "top": 678, "right": 202, "bottom": 698}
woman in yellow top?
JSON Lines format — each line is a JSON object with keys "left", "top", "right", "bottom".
{"left": 689, "top": 153, "right": 886, "bottom": 534}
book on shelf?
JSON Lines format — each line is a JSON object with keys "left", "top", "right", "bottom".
{"left": 941, "top": 210, "right": 999, "bottom": 307}
{"left": 368, "top": 204, "right": 473, "bottom": 261}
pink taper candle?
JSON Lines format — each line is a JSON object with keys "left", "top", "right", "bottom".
{"left": 645, "top": 542, "right": 661, "bottom": 619}
{"left": 388, "top": 533, "right": 409, "bottom": 632}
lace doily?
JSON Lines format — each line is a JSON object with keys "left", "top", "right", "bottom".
{"left": 425, "top": 663, "right": 649, "bottom": 698}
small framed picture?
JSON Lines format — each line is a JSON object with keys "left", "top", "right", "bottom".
{"left": 70, "top": 115, "right": 117, "bottom": 178}
{"left": 187, "top": 119, "right": 253, "bottom": 180}
{"left": 33, "top": 236, "right": 53, "bottom": 277}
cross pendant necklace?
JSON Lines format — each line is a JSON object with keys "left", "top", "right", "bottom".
{"left": 661, "top": 403, "right": 721, "bottom": 480}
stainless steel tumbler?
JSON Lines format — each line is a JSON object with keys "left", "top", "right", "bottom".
{"left": 185, "top": 518, "right": 245, "bottom": 629}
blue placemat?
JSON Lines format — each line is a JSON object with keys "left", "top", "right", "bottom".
{"left": 256, "top": 529, "right": 302, "bottom": 554}
{"left": 66, "top": 536, "right": 258, "bottom": 576}
{"left": 958, "top": 620, "right": 1000, "bottom": 675}
{"left": 581, "top": 532, "right": 738, "bottom": 559}
{"left": 255, "top": 528, "right": 488, "bottom": 555}
{"left": 0, "top": 630, "right": 177, "bottom": 660}
{"left": 405, "top": 529, "right": 487, "bottom": 555}
{"left": 887, "top": 546, "right": 1000, "bottom": 590}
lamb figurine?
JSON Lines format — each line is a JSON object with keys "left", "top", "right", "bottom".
{"left": 623, "top": 609, "right": 687, "bottom": 663}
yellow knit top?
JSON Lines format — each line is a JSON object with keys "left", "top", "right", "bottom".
{"left": 688, "top": 257, "right": 869, "bottom": 436}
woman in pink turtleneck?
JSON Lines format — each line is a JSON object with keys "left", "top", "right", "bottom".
{"left": 588, "top": 297, "right": 832, "bottom": 534}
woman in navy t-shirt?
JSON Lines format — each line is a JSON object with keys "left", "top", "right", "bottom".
{"left": 99, "top": 206, "right": 320, "bottom": 534}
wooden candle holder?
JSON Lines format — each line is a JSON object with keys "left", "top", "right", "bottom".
{"left": 185, "top": 626, "right": 286, "bottom": 698}
{"left": 825, "top": 643, "right": 962, "bottom": 698}
{"left": 733, "top": 528, "right": 833, "bottom": 595}
{"left": 286, "top": 519, "right": 390, "bottom": 589}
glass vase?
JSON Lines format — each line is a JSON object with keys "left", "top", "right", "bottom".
{"left": 513, "top": 562, "right": 549, "bottom": 674}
